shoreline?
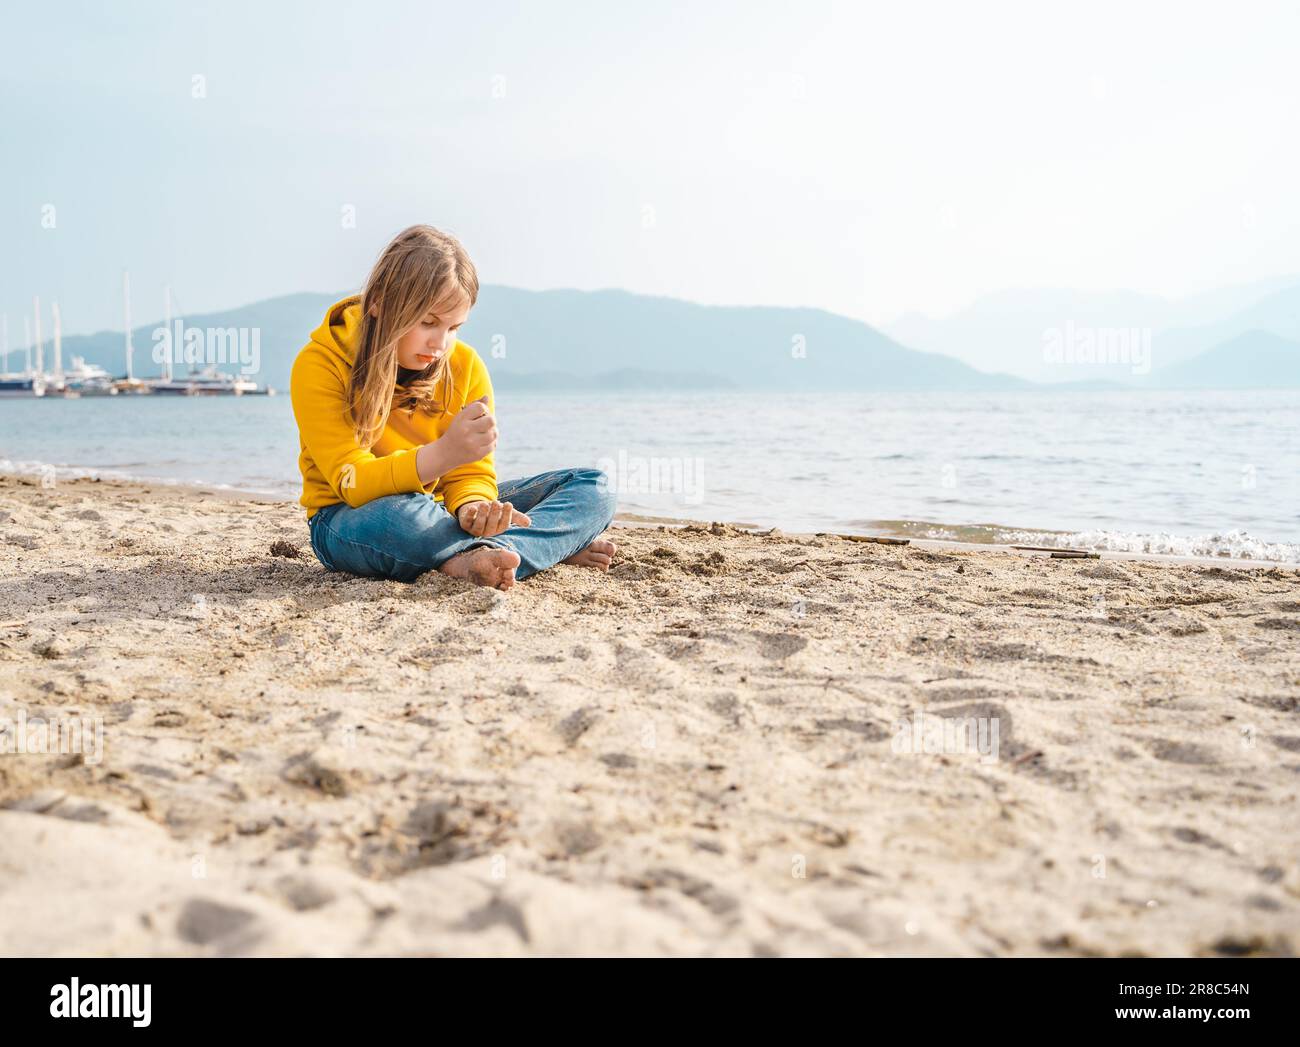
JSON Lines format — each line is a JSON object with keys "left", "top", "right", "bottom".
{"left": 3, "top": 465, "right": 1296, "bottom": 571}
{"left": 1, "top": 471, "right": 1298, "bottom": 956}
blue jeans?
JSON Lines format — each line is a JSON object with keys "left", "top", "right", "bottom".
{"left": 307, "top": 467, "right": 617, "bottom": 583}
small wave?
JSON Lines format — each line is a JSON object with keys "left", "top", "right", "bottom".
{"left": 0, "top": 458, "right": 291, "bottom": 499}
{"left": 859, "top": 518, "right": 1299, "bottom": 563}
{"left": 998, "top": 527, "right": 1300, "bottom": 564}
{"left": 0, "top": 458, "right": 114, "bottom": 483}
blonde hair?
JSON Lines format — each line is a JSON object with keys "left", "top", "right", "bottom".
{"left": 347, "top": 225, "right": 479, "bottom": 448}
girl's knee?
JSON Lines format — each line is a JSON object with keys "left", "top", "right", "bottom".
{"left": 581, "top": 467, "right": 618, "bottom": 524}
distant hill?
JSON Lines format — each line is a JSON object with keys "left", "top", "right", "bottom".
{"left": 886, "top": 277, "right": 1300, "bottom": 383}
{"left": 18, "top": 286, "right": 1027, "bottom": 393}
{"left": 460, "top": 287, "right": 1024, "bottom": 392}
{"left": 1156, "top": 330, "right": 1300, "bottom": 389}
{"left": 1146, "top": 284, "right": 1300, "bottom": 377}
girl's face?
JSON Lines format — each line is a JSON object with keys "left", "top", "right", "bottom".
{"left": 394, "top": 299, "right": 471, "bottom": 370}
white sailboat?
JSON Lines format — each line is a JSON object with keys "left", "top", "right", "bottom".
{"left": 63, "top": 355, "right": 117, "bottom": 395}
{"left": 148, "top": 285, "right": 194, "bottom": 395}
{"left": 40, "top": 300, "right": 77, "bottom": 397}
{"left": 149, "top": 285, "right": 267, "bottom": 395}
{"left": 113, "top": 270, "right": 152, "bottom": 395}
{"left": 168, "top": 363, "right": 263, "bottom": 396}
{"left": 0, "top": 313, "right": 44, "bottom": 397}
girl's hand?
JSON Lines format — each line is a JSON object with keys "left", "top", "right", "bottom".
{"left": 457, "top": 499, "right": 531, "bottom": 537}
{"left": 438, "top": 395, "right": 498, "bottom": 470}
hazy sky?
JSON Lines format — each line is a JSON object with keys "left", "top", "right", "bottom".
{"left": 3, "top": 0, "right": 1299, "bottom": 341}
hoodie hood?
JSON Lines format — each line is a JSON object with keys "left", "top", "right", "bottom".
{"left": 309, "top": 296, "right": 364, "bottom": 367}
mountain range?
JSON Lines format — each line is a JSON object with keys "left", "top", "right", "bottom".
{"left": 1158, "top": 329, "right": 1300, "bottom": 389}
{"left": 5, "top": 279, "right": 1298, "bottom": 392}
{"left": 886, "top": 276, "right": 1300, "bottom": 387}
{"left": 12, "top": 287, "right": 1026, "bottom": 393}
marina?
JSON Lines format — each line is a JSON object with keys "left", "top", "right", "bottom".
{"left": 0, "top": 277, "right": 275, "bottom": 399}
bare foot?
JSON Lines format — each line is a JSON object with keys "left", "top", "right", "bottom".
{"left": 439, "top": 546, "right": 520, "bottom": 591}
{"left": 562, "top": 538, "right": 617, "bottom": 572}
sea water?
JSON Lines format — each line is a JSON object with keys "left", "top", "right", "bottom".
{"left": 1, "top": 389, "right": 1296, "bottom": 562}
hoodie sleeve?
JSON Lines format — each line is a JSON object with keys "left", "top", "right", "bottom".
{"left": 438, "top": 348, "right": 500, "bottom": 515}
{"left": 290, "top": 348, "right": 426, "bottom": 508}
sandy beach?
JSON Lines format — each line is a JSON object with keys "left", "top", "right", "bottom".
{"left": 0, "top": 472, "right": 1297, "bottom": 957}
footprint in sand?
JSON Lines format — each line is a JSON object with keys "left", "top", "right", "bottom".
{"left": 176, "top": 898, "right": 260, "bottom": 946}
{"left": 755, "top": 631, "right": 808, "bottom": 660}
{"left": 1148, "top": 739, "right": 1218, "bottom": 765}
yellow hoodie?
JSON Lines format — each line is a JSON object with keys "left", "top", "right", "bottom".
{"left": 290, "top": 296, "right": 499, "bottom": 519}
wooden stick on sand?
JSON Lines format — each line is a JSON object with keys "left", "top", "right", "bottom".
{"left": 819, "top": 533, "right": 911, "bottom": 546}
{"left": 1012, "top": 544, "right": 1100, "bottom": 559}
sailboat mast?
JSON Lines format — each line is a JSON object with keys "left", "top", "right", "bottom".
{"left": 33, "top": 296, "right": 44, "bottom": 378}
{"left": 52, "top": 301, "right": 63, "bottom": 377}
{"left": 164, "top": 284, "right": 173, "bottom": 382}
{"left": 1, "top": 314, "right": 7, "bottom": 375}
{"left": 123, "top": 270, "right": 134, "bottom": 381}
